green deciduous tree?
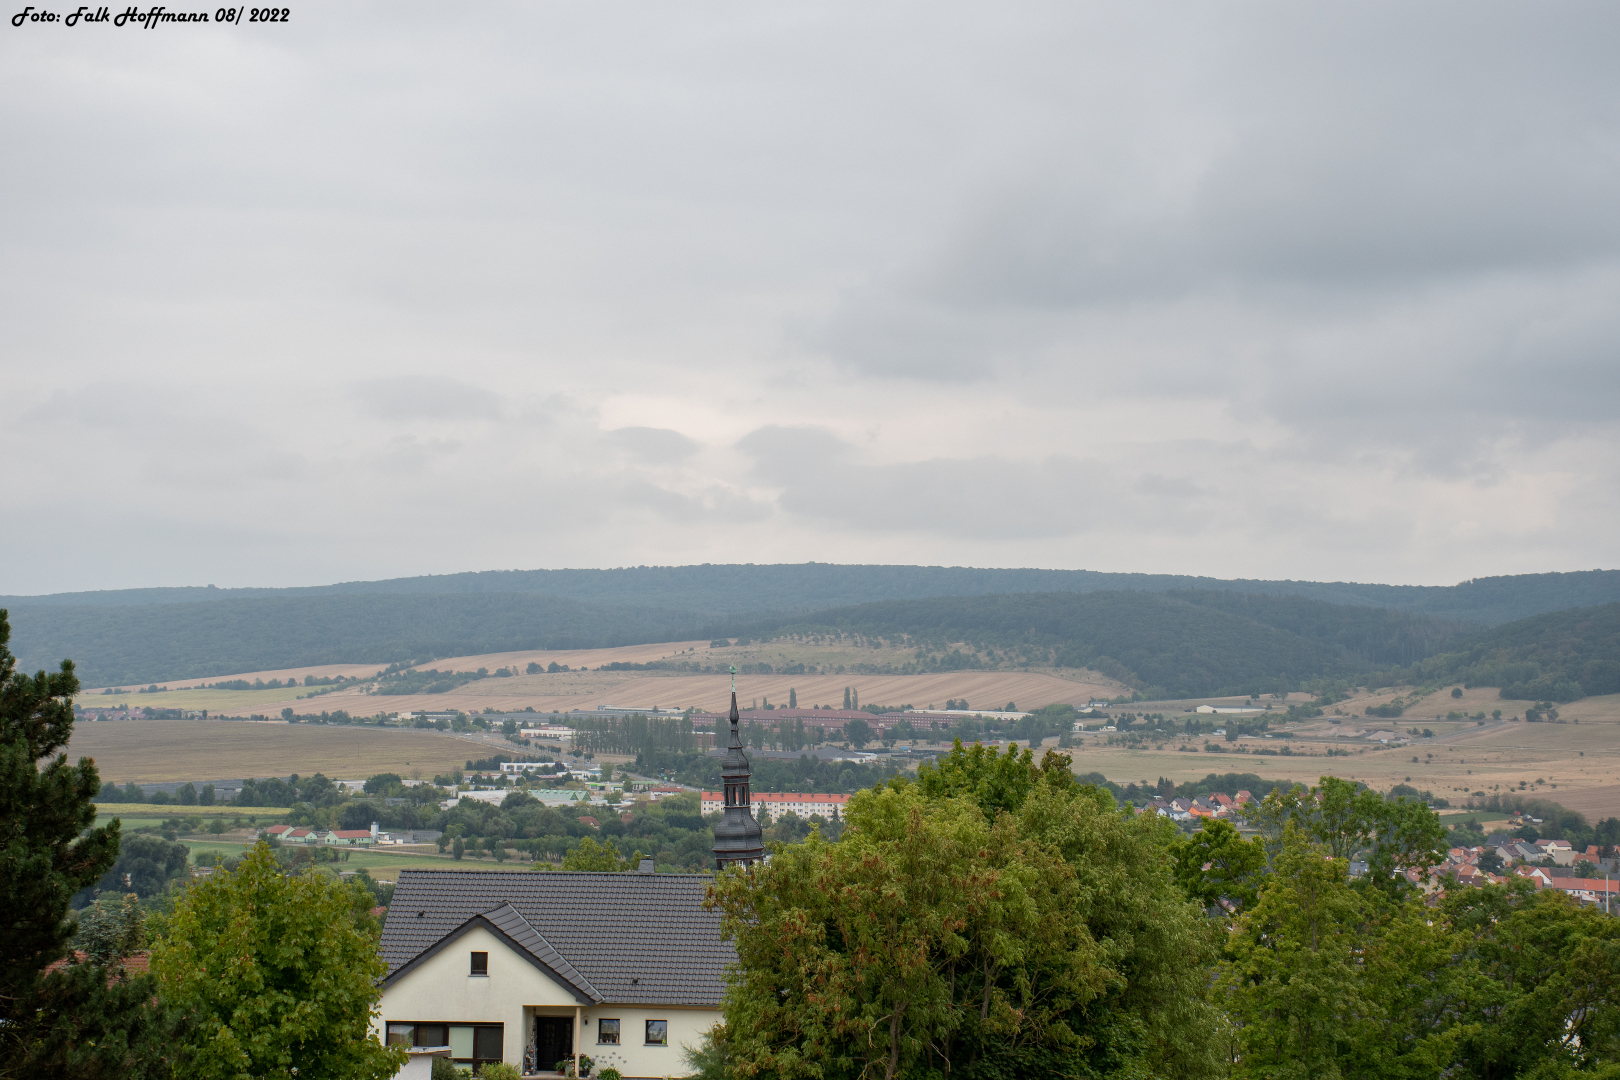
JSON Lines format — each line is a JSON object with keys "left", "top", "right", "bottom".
{"left": 709, "top": 785, "right": 1111, "bottom": 1080}
{"left": 1441, "top": 881, "right": 1620, "bottom": 1077}
{"left": 559, "top": 836, "right": 643, "bottom": 872}
{"left": 1248, "top": 776, "right": 1448, "bottom": 895}
{"left": 711, "top": 742, "right": 1222, "bottom": 1080}
{"left": 1220, "top": 825, "right": 1377, "bottom": 1079}
{"left": 73, "top": 892, "right": 146, "bottom": 966}
{"left": 152, "top": 842, "right": 404, "bottom": 1080}
{"left": 1169, "top": 818, "right": 1269, "bottom": 915}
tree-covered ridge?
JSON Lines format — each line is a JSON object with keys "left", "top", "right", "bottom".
{"left": 10, "top": 574, "right": 1616, "bottom": 698}
{"left": 7, "top": 564, "right": 1616, "bottom": 626}
{"left": 742, "top": 590, "right": 1473, "bottom": 699}
{"left": 1390, "top": 600, "right": 1620, "bottom": 703}
{"left": 7, "top": 592, "right": 711, "bottom": 688}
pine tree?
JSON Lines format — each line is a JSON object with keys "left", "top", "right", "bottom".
{"left": 0, "top": 608, "right": 180, "bottom": 1076}
{"left": 789, "top": 687, "right": 797, "bottom": 708}
{"left": 843, "top": 686, "right": 851, "bottom": 709}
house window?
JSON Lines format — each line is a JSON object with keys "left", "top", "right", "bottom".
{"left": 598, "top": 1019, "right": 620, "bottom": 1045}
{"left": 473, "top": 1026, "right": 504, "bottom": 1066}
{"left": 470, "top": 952, "right": 488, "bottom": 976}
{"left": 646, "top": 1020, "right": 668, "bottom": 1046}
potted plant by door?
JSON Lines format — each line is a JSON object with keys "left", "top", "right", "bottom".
{"left": 555, "top": 1054, "right": 594, "bottom": 1077}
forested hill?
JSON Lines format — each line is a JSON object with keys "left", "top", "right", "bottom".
{"left": 741, "top": 590, "right": 1475, "bottom": 700}
{"left": 3, "top": 564, "right": 1615, "bottom": 626}
{"left": 1394, "top": 601, "right": 1620, "bottom": 703}
{"left": 4, "top": 594, "right": 712, "bottom": 688}
{"left": 5, "top": 566, "right": 1612, "bottom": 691}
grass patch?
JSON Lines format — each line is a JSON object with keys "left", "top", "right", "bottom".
{"left": 175, "top": 840, "right": 527, "bottom": 880}
{"left": 95, "top": 803, "right": 291, "bottom": 818}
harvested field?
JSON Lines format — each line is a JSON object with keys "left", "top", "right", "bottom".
{"left": 1063, "top": 689, "right": 1620, "bottom": 820}
{"left": 69, "top": 720, "right": 481, "bottom": 784}
{"left": 78, "top": 638, "right": 1129, "bottom": 718}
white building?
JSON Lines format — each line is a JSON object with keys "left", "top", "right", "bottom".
{"left": 377, "top": 867, "right": 727, "bottom": 1076}
{"left": 699, "top": 791, "right": 849, "bottom": 819}
{"left": 521, "top": 725, "right": 575, "bottom": 740}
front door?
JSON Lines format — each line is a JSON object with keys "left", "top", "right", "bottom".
{"left": 534, "top": 1016, "right": 573, "bottom": 1073}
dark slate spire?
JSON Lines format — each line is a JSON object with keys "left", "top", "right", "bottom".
{"left": 712, "top": 666, "right": 763, "bottom": 870}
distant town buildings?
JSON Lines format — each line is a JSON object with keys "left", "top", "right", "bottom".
{"left": 700, "top": 791, "right": 850, "bottom": 819}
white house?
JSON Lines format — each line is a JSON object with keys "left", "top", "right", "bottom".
{"left": 699, "top": 791, "right": 849, "bottom": 819}
{"left": 376, "top": 867, "right": 729, "bottom": 1077}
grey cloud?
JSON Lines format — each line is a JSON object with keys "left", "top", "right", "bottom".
{"left": 738, "top": 424, "right": 1135, "bottom": 538}
{"left": 2, "top": 1, "right": 1617, "bottom": 590}
{"left": 606, "top": 426, "right": 701, "bottom": 462}
{"left": 349, "top": 377, "right": 502, "bottom": 421}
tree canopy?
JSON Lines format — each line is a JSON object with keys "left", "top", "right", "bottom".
{"left": 708, "top": 742, "right": 1222, "bottom": 1080}
{"left": 151, "top": 843, "right": 404, "bottom": 1080}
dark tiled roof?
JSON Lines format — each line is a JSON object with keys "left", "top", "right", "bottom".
{"left": 381, "top": 870, "right": 733, "bottom": 1006}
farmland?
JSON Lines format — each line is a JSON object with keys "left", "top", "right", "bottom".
{"left": 1065, "top": 686, "right": 1620, "bottom": 820}
{"left": 68, "top": 721, "right": 482, "bottom": 784}
{"left": 63, "top": 639, "right": 1620, "bottom": 824}
{"left": 79, "top": 638, "right": 1127, "bottom": 718}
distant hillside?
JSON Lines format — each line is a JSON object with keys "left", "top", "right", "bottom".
{"left": 1397, "top": 601, "right": 1620, "bottom": 703}
{"left": 3, "top": 564, "right": 1614, "bottom": 626}
{"left": 4, "top": 594, "right": 711, "bottom": 688}
{"left": 740, "top": 590, "right": 1473, "bottom": 699}
{"left": 5, "top": 564, "right": 1611, "bottom": 691}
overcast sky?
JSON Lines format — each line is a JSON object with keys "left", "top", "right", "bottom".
{"left": 4, "top": 1, "right": 1617, "bottom": 595}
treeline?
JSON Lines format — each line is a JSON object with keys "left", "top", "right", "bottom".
{"left": 568, "top": 715, "right": 702, "bottom": 757}
{"left": 96, "top": 780, "right": 219, "bottom": 805}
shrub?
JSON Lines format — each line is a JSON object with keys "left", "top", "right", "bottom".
{"left": 477, "top": 1063, "right": 522, "bottom": 1080}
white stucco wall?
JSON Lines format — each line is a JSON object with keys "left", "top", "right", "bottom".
{"left": 375, "top": 925, "right": 720, "bottom": 1076}
{"left": 577, "top": 1006, "right": 719, "bottom": 1079}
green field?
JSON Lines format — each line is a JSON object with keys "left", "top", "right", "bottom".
{"left": 95, "top": 803, "right": 291, "bottom": 819}
{"left": 175, "top": 839, "right": 533, "bottom": 880}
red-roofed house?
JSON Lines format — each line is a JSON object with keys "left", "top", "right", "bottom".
{"left": 1536, "top": 876, "right": 1620, "bottom": 906}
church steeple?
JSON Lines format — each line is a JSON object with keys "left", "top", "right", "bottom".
{"left": 712, "top": 665, "right": 764, "bottom": 870}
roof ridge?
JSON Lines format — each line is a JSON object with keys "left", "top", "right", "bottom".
{"left": 483, "top": 902, "right": 604, "bottom": 1003}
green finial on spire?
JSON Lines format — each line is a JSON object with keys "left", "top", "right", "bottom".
{"left": 729, "top": 664, "right": 737, "bottom": 693}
